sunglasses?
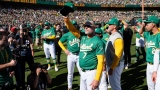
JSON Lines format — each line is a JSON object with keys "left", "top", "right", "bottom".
{"left": 84, "top": 25, "right": 92, "bottom": 28}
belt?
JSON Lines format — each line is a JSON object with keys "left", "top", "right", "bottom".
{"left": 71, "top": 52, "right": 79, "bottom": 55}
{"left": 148, "top": 62, "right": 153, "bottom": 65}
{"left": 81, "top": 68, "right": 95, "bottom": 72}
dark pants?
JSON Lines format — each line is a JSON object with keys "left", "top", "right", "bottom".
{"left": 55, "top": 44, "right": 62, "bottom": 64}
{"left": 0, "top": 83, "right": 14, "bottom": 90}
{"left": 19, "top": 56, "right": 34, "bottom": 88}
{"left": 14, "top": 61, "right": 22, "bottom": 90}
{"left": 136, "top": 46, "right": 146, "bottom": 61}
{"left": 124, "top": 45, "right": 131, "bottom": 65}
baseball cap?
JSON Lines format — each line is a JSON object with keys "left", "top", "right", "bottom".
{"left": 95, "top": 28, "right": 102, "bottom": 34}
{"left": 106, "top": 17, "right": 120, "bottom": 26}
{"left": 11, "top": 27, "right": 17, "bottom": 32}
{"left": 83, "top": 21, "right": 96, "bottom": 27}
{"left": 143, "top": 15, "right": 159, "bottom": 25}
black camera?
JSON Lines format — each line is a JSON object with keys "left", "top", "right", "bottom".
{"left": 40, "top": 65, "right": 47, "bottom": 70}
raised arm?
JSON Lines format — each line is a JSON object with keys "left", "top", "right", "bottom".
{"left": 63, "top": 17, "right": 80, "bottom": 38}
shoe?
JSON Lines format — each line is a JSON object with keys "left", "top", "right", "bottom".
{"left": 125, "top": 66, "right": 128, "bottom": 69}
{"left": 68, "top": 88, "right": 72, "bottom": 90}
{"left": 107, "top": 84, "right": 111, "bottom": 88}
{"left": 55, "top": 66, "right": 58, "bottom": 71}
{"left": 47, "top": 67, "right": 52, "bottom": 70}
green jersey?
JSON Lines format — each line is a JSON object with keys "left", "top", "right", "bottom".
{"left": 35, "top": 28, "right": 41, "bottom": 38}
{"left": 79, "top": 36, "right": 104, "bottom": 70}
{"left": 102, "top": 33, "right": 109, "bottom": 45}
{"left": 143, "top": 32, "right": 160, "bottom": 63}
{"left": 136, "top": 26, "right": 142, "bottom": 38}
{"left": 41, "top": 28, "right": 55, "bottom": 44}
{"left": 60, "top": 32, "right": 80, "bottom": 53}
{"left": 0, "top": 47, "right": 13, "bottom": 86}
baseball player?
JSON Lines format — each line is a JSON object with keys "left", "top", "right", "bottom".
{"left": 105, "top": 17, "right": 124, "bottom": 90}
{"left": 41, "top": 22, "right": 58, "bottom": 71}
{"left": 134, "top": 19, "right": 146, "bottom": 63}
{"left": 35, "top": 25, "right": 42, "bottom": 49}
{"left": 139, "top": 15, "right": 160, "bottom": 90}
{"left": 95, "top": 27, "right": 108, "bottom": 90}
{"left": 63, "top": 16, "right": 105, "bottom": 90}
{"left": 58, "top": 20, "right": 81, "bottom": 90}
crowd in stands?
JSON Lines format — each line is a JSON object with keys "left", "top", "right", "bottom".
{"left": 0, "top": 6, "right": 160, "bottom": 27}
{"left": 40, "top": 0, "right": 160, "bottom": 5}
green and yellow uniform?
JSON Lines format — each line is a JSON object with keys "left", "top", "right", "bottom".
{"left": 41, "top": 28, "right": 55, "bottom": 44}
{"left": 143, "top": 32, "right": 160, "bottom": 63}
{"left": 64, "top": 18, "right": 104, "bottom": 81}
{"left": 59, "top": 32, "right": 80, "bottom": 53}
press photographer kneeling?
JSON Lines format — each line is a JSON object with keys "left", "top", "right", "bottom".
{"left": 27, "top": 63, "right": 52, "bottom": 90}
{"left": 16, "top": 24, "right": 34, "bottom": 89}
{"left": 0, "top": 31, "right": 17, "bottom": 90}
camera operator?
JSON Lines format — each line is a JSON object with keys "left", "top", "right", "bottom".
{"left": 16, "top": 24, "right": 34, "bottom": 89}
{"left": 0, "top": 31, "right": 17, "bottom": 90}
{"left": 27, "top": 63, "right": 52, "bottom": 90}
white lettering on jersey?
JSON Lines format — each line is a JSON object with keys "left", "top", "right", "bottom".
{"left": 146, "top": 41, "right": 156, "bottom": 48}
{"left": 80, "top": 44, "right": 93, "bottom": 51}
{"left": 44, "top": 32, "right": 52, "bottom": 37}
{"left": 69, "top": 38, "right": 80, "bottom": 46}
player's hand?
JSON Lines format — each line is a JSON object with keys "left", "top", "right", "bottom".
{"left": 108, "top": 68, "right": 113, "bottom": 75}
{"left": 8, "top": 60, "right": 17, "bottom": 67}
{"left": 90, "top": 79, "right": 99, "bottom": 90}
{"left": 63, "top": 16, "right": 69, "bottom": 21}
{"left": 36, "top": 68, "right": 42, "bottom": 76}
{"left": 64, "top": 50, "right": 70, "bottom": 55}
{"left": 9, "top": 71, "right": 15, "bottom": 77}
{"left": 152, "top": 71, "right": 157, "bottom": 83}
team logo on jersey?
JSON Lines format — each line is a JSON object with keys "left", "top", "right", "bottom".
{"left": 146, "top": 41, "right": 155, "bottom": 48}
{"left": 44, "top": 32, "right": 52, "bottom": 37}
{"left": 69, "top": 38, "right": 80, "bottom": 46}
{"left": 80, "top": 44, "right": 93, "bottom": 51}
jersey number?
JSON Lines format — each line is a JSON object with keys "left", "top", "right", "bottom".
{"left": 152, "top": 48, "right": 156, "bottom": 54}
{"left": 83, "top": 52, "right": 87, "bottom": 59}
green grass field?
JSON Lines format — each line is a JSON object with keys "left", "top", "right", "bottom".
{"left": 17, "top": 34, "right": 148, "bottom": 90}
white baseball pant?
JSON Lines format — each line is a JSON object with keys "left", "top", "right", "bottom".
{"left": 107, "top": 62, "right": 124, "bottom": 90}
{"left": 80, "top": 70, "right": 98, "bottom": 90}
{"left": 99, "top": 71, "right": 107, "bottom": 90}
{"left": 147, "top": 63, "right": 160, "bottom": 90}
{"left": 43, "top": 42, "right": 56, "bottom": 59}
{"left": 67, "top": 52, "right": 81, "bottom": 89}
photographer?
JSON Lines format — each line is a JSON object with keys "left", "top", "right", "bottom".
{"left": 0, "top": 31, "right": 17, "bottom": 90}
{"left": 16, "top": 24, "right": 34, "bottom": 89}
{"left": 27, "top": 63, "right": 52, "bottom": 90}
{"left": 8, "top": 34, "right": 22, "bottom": 90}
